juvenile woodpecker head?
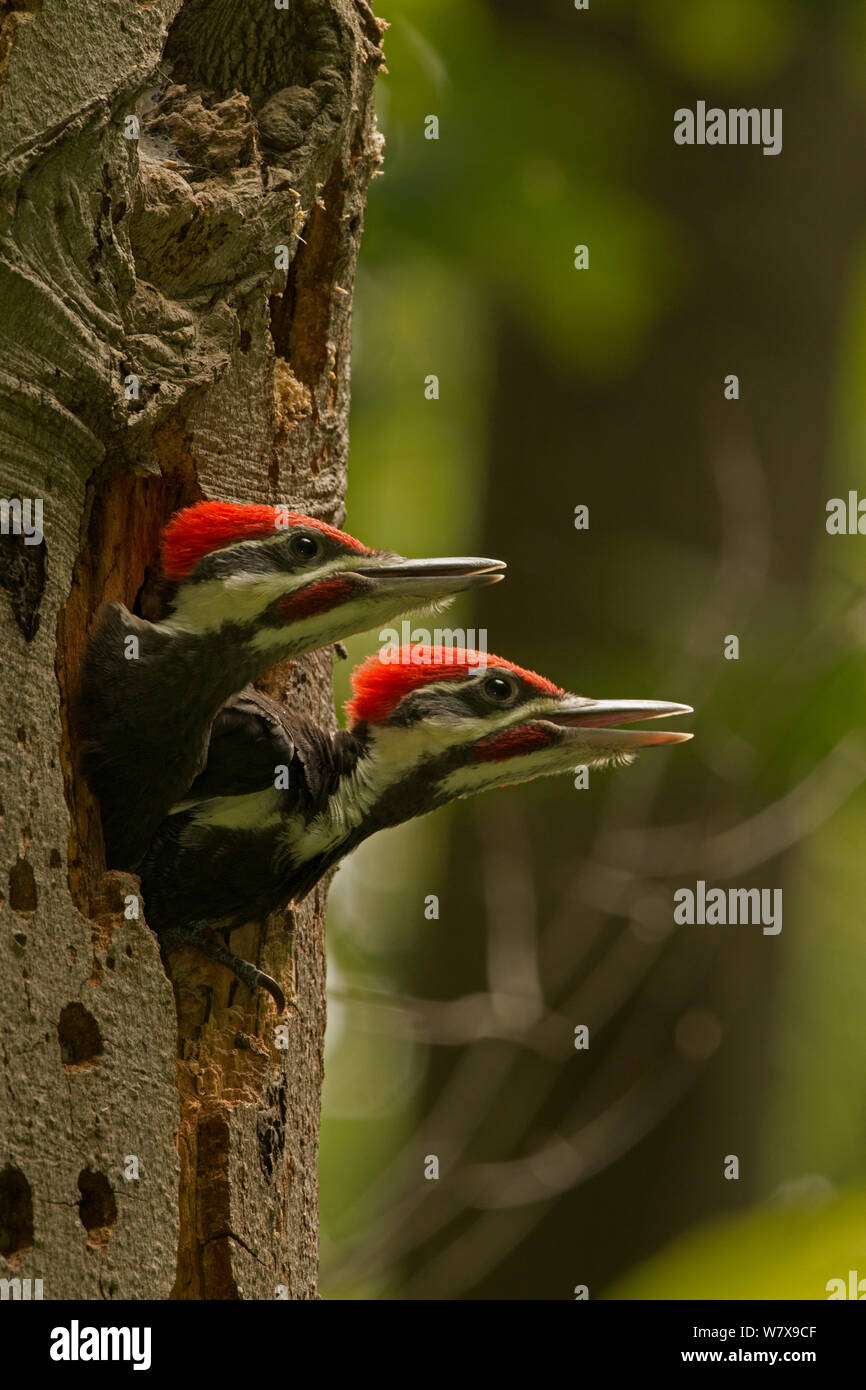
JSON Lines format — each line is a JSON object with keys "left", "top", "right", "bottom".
{"left": 159, "top": 502, "right": 505, "bottom": 656}
{"left": 344, "top": 646, "right": 692, "bottom": 815}
{"left": 139, "top": 652, "right": 693, "bottom": 1007}
{"left": 82, "top": 502, "right": 505, "bottom": 871}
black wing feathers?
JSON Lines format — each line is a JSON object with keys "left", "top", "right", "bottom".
{"left": 185, "top": 688, "right": 298, "bottom": 801}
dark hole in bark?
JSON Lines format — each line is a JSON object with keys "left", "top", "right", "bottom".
{"left": 77, "top": 1169, "right": 117, "bottom": 1245}
{"left": 8, "top": 858, "right": 37, "bottom": 914}
{"left": 162, "top": 0, "right": 307, "bottom": 108}
{"left": 268, "top": 159, "right": 344, "bottom": 383}
{"left": 58, "top": 1002, "right": 103, "bottom": 1069}
{"left": 0, "top": 1167, "right": 34, "bottom": 1259}
{"left": 0, "top": 528, "right": 45, "bottom": 641}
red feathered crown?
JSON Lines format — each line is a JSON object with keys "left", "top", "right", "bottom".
{"left": 346, "top": 646, "right": 564, "bottom": 724}
{"left": 160, "top": 501, "right": 371, "bottom": 579}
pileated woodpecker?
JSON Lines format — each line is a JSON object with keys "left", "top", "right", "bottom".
{"left": 79, "top": 502, "right": 505, "bottom": 869}
{"left": 140, "top": 646, "right": 693, "bottom": 1008}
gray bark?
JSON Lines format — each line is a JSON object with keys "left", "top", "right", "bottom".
{"left": 0, "top": 0, "right": 382, "bottom": 1299}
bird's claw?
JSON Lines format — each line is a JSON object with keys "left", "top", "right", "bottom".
{"left": 161, "top": 924, "right": 286, "bottom": 1011}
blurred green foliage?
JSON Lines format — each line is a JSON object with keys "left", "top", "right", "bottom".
{"left": 639, "top": 0, "right": 799, "bottom": 82}
{"left": 320, "top": 0, "right": 866, "bottom": 1299}
{"left": 361, "top": 0, "right": 686, "bottom": 375}
{"left": 609, "top": 1185, "right": 866, "bottom": 1298}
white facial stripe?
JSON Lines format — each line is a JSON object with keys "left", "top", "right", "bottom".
{"left": 165, "top": 556, "right": 359, "bottom": 634}
{"left": 248, "top": 593, "right": 465, "bottom": 657}
{"left": 291, "top": 696, "right": 575, "bottom": 863}
{"left": 248, "top": 593, "right": 380, "bottom": 656}
{"left": 440, "top": 741, "right": 636, "bottom": 800}
{"left": 378, "top": 691, "right": 570, "bottom": 754}
{"left": 292, "top": 759, "right": 384, "bottom": 862}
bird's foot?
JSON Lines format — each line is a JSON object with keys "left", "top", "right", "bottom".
{"left": 161, "top": 924, "right": 286, "bottom": 1011}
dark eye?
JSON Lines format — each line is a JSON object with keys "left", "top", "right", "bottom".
{"left": 482, "top": 674, "right": 516, "bottom": 704}
{"left": 289, "top": 533, "right": 321, "bottom": 562}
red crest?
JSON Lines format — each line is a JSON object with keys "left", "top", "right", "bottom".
{"left": 346, "top": 646, "right": 564, "bottom": 724}
{"left": 160, "top": 501, "right": 371, "bottom": 579}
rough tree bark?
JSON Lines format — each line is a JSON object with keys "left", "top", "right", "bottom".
{"left": 0, "top": 0, "right": 383, "bottom": 1300}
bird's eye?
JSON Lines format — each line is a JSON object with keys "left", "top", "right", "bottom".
{"left": 482, "top": 674, "right": 516, "bottom": 704}
{"left": 289, "top": 533, "right": 321, "bottom": 562}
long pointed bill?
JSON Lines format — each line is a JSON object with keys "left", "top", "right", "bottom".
{"left": 352, "top": 555, "right": 506, "bottom": 600}
{"left": 542, "top": 697, "right": 693, "bottom": 749}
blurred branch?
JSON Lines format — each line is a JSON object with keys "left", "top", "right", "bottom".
{"left": 602, "top": 732, "right": 866, "bottom": 878}
{"left": 326, "top": 421, "right": 820, "bottom": 1298}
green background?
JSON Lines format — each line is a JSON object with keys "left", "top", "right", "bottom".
{"left": 319, "top": 0, "right": 866, "bottom": 1300}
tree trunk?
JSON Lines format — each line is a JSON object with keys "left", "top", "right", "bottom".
{"left": 0, "top": 0, "right": 382, "bottom": 1300}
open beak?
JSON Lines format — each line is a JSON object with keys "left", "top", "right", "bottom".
{"left": 540, "top": 697, "right": 693, "bottom": 749}
{"left": 353, "top": 555, "right": 506, "bottom": 600}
